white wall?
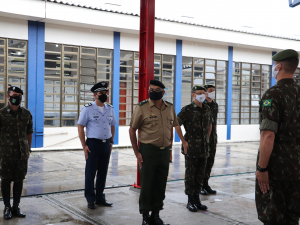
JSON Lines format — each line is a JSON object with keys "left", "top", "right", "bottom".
{"left": 120, "top": 33, "right": 139, "bottom": 51}
{"left": 233, "top": 47, "right": 272, "bottom": 65}
{"left": 0, "top": 16, "right": 28, "bottom": 40}
{"left": 0, "top": 0, "right": 45, "bottom": 20}
{"left": 183, "top": 40, "right": 228, "bottom": 60}
{"left": 42, "top": 124, "right": 260, "bottom": 149}
{"left": 231, "top": 125, "right": 260, "bottom": 142}
{"left": 45, "top": 23, "right": 114, "bottom": 49}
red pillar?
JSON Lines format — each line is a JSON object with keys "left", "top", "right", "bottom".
{"left": 133, "top": 0, "right": 155, "bottom": 188}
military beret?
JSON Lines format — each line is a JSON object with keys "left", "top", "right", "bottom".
{"left": 192, "top": 85, "right": 206, "bottom": 91}
{"left": 91, "top": 81, "right": 108, "bottom": 92}
{"left": 272, "top": 49, "right": 299, "bottom": 61}
{"left": 8, "top": 86, "right": 23, "bottom": 95}
{"left": 150, "top": 80, "right": 165, "bottom": 89}
{"left": 203, "top": 84, "right": 215, "bottom": 89}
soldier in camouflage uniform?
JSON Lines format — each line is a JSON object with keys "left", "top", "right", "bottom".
{"left": 0, "top": 86, "right": 33, "bottom": 220}
{"left": 201, "top": 84, "right": 218, "bottom": 195}
{"left": 255, "top": 49, "right": 300, "bottom": 225}
{"left": 177, "top": 85, "right": 212, "bottom": 212}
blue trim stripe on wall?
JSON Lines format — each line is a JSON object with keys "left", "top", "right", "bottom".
{"left": 112, "top": 32, "right": 120, "bottom": 145}
{"left": 226, "top": 46, "right": 233, "bottom": 140}
{"left": 28, "top": 21, "right": 37, "bottom": 148}
{"left": 175, "top": 40, "right": 182, "bottom": 142}
{"left": 35, "top": 22, "right": 45, "bottom": 147}
{"left": 271, "top": 51, "right": 277, "bottom": 87}
{"left": 28, "top": 21, "right": 45, "bottom": 148}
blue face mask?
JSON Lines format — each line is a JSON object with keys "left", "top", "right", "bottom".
{"left": 272, "top": 64, "right": 280, "bottom": 79}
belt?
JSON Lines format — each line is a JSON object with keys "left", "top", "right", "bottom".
{"left": 87, "top": 138, "right": 109, "bottom": 143}
{"left": 140, "top": 143, "right": 169, "bottom": 149}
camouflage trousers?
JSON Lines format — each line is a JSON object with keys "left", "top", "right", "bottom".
{"left": 0, "top": 156, "right": 28, "bottom": 181}
{"left": 204, "top": 142, "right": 217, "bottom": 180}
{"left": 255, "top": 179, "right": 300, "bottom": 225}
{"left": 184, "top": 156, "right": 207, "bottom": 195}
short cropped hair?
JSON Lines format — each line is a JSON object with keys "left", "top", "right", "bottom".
{"left": 277, "top": 58, "right": 299, "bottom": 74}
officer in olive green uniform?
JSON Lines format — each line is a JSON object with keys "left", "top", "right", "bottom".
{"left": 255, "top": 49, "right": 300, "bottom": 225}
{"left": 129, "top": 80, "right": 188, "bottom": 225}
{"left": 0, "top": 86, "right": 33, "bottom": 220}
{"left": 201, "top": 84, "right": 218, "bottom": 195}
{"left": 177, "top": 86, "right": 212, "bottom": 212}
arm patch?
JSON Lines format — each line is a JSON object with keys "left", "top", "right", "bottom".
{"left": 84, "top": 103, "right": 93, "bottom": 107}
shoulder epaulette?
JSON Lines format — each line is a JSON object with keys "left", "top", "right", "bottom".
{"left": 137, "top": 100, "right": 148, "bottom": 106}
{"left": 84, "top": 103, "right": 93, "bottom": 107}
{"left": 165, "top": 100, "right": 173, "bottom": 105}
{"left": 106, "top": 103, "right": 114, "bottom": 108}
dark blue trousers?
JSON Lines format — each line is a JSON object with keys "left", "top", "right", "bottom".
{"left": 85, "top": 138, "right": 111, "bottom": 203}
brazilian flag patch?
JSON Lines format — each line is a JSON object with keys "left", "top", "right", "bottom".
{"left": 262, "top": 99, "right": 272, "bottom": 107}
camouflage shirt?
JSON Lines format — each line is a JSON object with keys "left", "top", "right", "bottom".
{"left": 0, "top": 104, "right": 33, "bottom": 158}
{"left": 258, "top": 78, "right": 300, "bottom": 180}
{"left": 177, "top": 101, "right": 213, "bottom": 158}
{"left": 204, "top": 100, "right": 218, "bottom": 143}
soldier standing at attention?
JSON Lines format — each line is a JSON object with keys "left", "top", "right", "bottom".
{"left": 129, "top": 80, "right": 188, "bottom": 225}
{"left": 201, "top": 84, "right": 218, "bottom": 195}
{"left": 177, "top": 85, "right": 212, "bottom": 212}
{"left": 78, "top": 81, "right": 117, "bottom": 209}
{"left": 0, "top": 86, "right": 33, "bottom": 220}
{"left": 255, "top": 49, "right": 300, "bottom": 225}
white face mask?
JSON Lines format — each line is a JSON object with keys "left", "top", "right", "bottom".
{"left": 272, "top": 63, "right": 280, "bottom": 79}
{"left": 207, "top": 91, "right": 215, "bottom": 100}
{"left": 195, "top": 94, "right": 206, "bottom": 103}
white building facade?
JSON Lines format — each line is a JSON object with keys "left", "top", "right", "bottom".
{"left": 1, "top": 0, "right": 300, "bottom": 148}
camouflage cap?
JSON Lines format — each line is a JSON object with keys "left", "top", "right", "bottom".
{"left": 272, "top": 49, "right": 299, "bottom": 61}
{"left": 203, "top": 84, "right": 215, "bottom": 89}
{"left": 192, "top": 85, "right": 206, "bottom": 91}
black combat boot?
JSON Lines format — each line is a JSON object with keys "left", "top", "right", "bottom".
{"left": 203, "top": 179, "right": 217, "bottom": 194}
{"left": 11, "top": 181, "right": 26, "bottom": 218}
{"left": 142, "top": 212, "right": 150, "bottom": 225}
{"left": 1, "top": 180, "right": 12, "bottom": 220}
{"left": 150, "top": 211, "right": 170, "bottom": 225}
{"left": 193, "top": 193, "right": 207, "bottom": 211}
{"left": 200, "top": 186, "right": 208, "bottom": 195}
{"left": 186, "top": 195, "right": 197, "bottom": 212}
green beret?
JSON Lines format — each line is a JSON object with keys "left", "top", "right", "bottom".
{"left": 203, "top": 84, "right": 215, "bottom": 89}
{"left": 272, "top": 49, "right": 299, "bottom": 61}
{"left": 192, "top": 85, "right": 206, "bottom": 91}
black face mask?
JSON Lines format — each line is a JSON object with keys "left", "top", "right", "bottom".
{"left": 149, "top": 91, "right": 163, "bottom": 101}
{"left": 98, "top": 94, "right": 107, "bottom": 103}
{"left": 9, "top": 96, "right": 22, "bottom": 106}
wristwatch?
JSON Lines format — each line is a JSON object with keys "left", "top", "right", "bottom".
{"left": 110, "top": 140, "right": 114, "bottom": 144}
{"left": 257, "top": 165, "right": 268, "bottom": 172}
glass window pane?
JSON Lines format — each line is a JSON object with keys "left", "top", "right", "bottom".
{"left": 8, "top": 40, "right": 26, "bottom": 49}
{"left": 45, "top": 43, "right": 61, "bottom": 52}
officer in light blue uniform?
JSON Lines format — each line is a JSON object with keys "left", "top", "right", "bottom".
{"left": 78, "top": 81, "right": 117, "bottom": 209}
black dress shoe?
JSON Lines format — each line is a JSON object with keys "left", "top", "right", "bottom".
{"left": 186, "top": 195, "right": 197, "bottom": 212}
{"left": 95, "top": 199, "right": 113, "bottom": 206}
{"left": 4, "top": 207, "right": 12, "bottom": 220}
{"left": 193, "top": 193, "right": 207, "bottom": 211}
{"left": 12, "top": 206, "right": 26, "bottom": 218}
{"left": 200, "top": 186, "right": 208, "bottom": 195}
{"left": 150, "top": 212, "right": 169, "bottom": 225}
{"left": 88, "top": 202, "right": 96, "bottom": 209}
{"left": 142, "top": 213, "right": 150, "bottom": 225}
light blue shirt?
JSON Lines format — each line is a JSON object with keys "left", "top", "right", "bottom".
{"left": 78, "top": 101, "right": 117, "bottom": 140}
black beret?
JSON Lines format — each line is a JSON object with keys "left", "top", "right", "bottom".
{"left": 8, "top": 86, "right": 23, "bottom": 95}
{"left": 192, "top": 85, "right": 206, "bottom": 91}
{"left": 91, "top": 81, "right": 108, "bottom": 92}
{"left": 272, "top": 49, "right": 299, "bottom": 61}
{"left": 150, "top": 80, "right": 165, "bottom": 89}
{"left": 203, "top": 84, "right": 215, "bottom": 89}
